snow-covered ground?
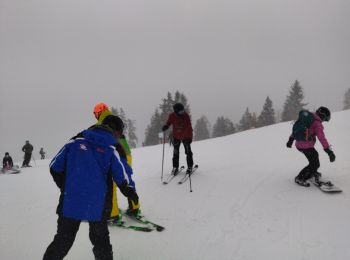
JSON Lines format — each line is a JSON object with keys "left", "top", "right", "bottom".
{"left": 1, "top": 110, "right": 349, "bottom": 260}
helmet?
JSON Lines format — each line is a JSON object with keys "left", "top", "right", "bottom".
{"left": 93, "top": 103, "right": 109, "bottom": 119}
{"left": 102, "top": 115, "right": 125, "bottom": 133}
{"left": 316, "top": 106, "right": 331, "bottom": 122}
{"left": 5, "top": 152, "right": 9, "bottom": 156}
{"left": 173, "top": 103, "right": 185, "bottom": 115}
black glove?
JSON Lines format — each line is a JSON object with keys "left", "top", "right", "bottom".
{"left": 162, "top": 125, "right": 169, "bottom": 131}
{"left": 119, "top": 180, "right": 139, "bottom": 205}
{"left": 324, "top": 148, "right": 336, "bottom": 162}
{"left": 286, "top": 136, "right": 294, "bottom": 148}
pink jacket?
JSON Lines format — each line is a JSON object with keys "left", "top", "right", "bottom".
{"left": 295, "top": 113, "right": 330, "bottom": 150}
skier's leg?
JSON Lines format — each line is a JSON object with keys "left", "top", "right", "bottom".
{"left": 183, "top": 140, "right": 193, "bottom": 169}
{"left": 89, "top": 221, "right": 113, "bottom": 260}
{"left": 110, "top": 182, "right": 120, "bottom": 219}
{"left": 172, "top": 139, "right": 181, "bottom": 169}
{"left": 24, "top": 153, "right": 30, "bottom": 166}
{"left": 43, "top": 216, "right": 80, "bottom": 260}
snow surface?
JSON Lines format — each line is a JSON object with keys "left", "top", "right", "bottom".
{"left": 1, "top": 110, "right": 349, "bottom": 260}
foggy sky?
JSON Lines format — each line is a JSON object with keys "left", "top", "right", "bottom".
{"left": 1, "top": 0, "right": 349, "bottom": 161}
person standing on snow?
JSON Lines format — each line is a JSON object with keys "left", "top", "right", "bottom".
{"left": 162, "top": 103, "right": 194, "bottom": 174}
{"left": 43, "top": 118, "right": 139, "bottom": 260}
{"left": 3, "top": 152, "right": 13, "bottom": 168}
{"left": 21, "top": 140, "right": 33, "bottom": 167}
{"left": 39, "top": 148, "right": 46, "bottom": 159}
{"left": 93, "top": 103, "right": 141, "bottom": 224}
{"left": 286, "top": 106, "right": 336, "bottom": 186}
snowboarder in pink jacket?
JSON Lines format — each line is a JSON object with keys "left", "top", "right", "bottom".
{"left": 286, "top": 106, "right": 336, "bottom": 186}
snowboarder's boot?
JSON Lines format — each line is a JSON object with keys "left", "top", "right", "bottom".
{"left": 295, "top": 176, "right": 310, "bottom": 187}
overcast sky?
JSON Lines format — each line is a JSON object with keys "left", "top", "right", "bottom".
{"left": 1, "top": 0, "right": 349, "bottom": 161}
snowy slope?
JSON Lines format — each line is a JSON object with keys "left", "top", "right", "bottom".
{"left": 1, "top": 110, "right": 349, "bottom": 260}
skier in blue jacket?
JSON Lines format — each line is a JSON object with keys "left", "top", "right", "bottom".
{"left": 43, "top": 119, "right": 139, "bottom": 260}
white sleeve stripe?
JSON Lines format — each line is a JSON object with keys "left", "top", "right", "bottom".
{"left": 110, "top": 145, "right": 130, "bottom": 185}
{"left": 49, "top": 139, "right": 78, "bottom": 168}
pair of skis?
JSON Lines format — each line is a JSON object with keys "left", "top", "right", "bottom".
{"left": 108, "top": 210, "right": 165, "bottom": 232}
{"left": 163, "top": 165, "right": 198, "bottom": 185}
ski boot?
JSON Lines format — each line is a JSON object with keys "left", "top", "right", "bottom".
{"left": 126, "top": 208, "right": 142, "bottom": 218}
{"left": 295, "top": 176, "right": 310, "bottom": 187}
{"left": 107, "top": 215, "right": 124, "bottom": 226}
{"left": 186, "top": 167, "right": 193, "bottom": 175}
{"left": 171, "top": 167, "right": 179, "bottom": 176}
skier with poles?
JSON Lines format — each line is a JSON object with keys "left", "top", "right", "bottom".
{"left": 286, "top": 106, "right": 336, "bottom": 187}
{"left": 43, "top": 117, "right": 139, "bottom": 260}
{"left": 162, "top": 103, "right": 195, "bottom": 175}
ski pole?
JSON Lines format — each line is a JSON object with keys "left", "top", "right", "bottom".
{"left": 161, "top": 132, "right": 165, "bottom": 182}
{"left": 189, "top": 171, "right": 193, "bottom": 192}
{"left": 32, "top": 154, "right": 37, "bottom": 167}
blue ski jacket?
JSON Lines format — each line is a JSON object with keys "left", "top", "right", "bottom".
{"left": 50, "top": 126, "right": 133, "bottom": 221}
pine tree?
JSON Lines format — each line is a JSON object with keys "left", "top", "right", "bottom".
{"left": 174, "top": 91, "right": 191, "bottom": 116}
{"left": 144, "top": 109, "right": 162, "bottom": 146}
{"left": 281, "top": 80, "right": 307, "bottom": 121}
{"left": 344, "top": 88, "right": 350, "bottom": 110}
{"left": 257, "top": 96, "right": 276, "bottom": 127}
{"left": 111, "top": 107, "right": 138, "bottom": 147}
{"left": 238, "top": 108, "right": 256, "bottom": 131}
{"left": 127, "top": 119, "right": 138, "bottom": 148}
{"left": 159, "top": 92, "right": 174, "bottom": 124}
{"left": 212, "top": 116, "right": 236, "bottom": 138}
{"left": 194, "top": 115, "right": 210, "bottom": 141}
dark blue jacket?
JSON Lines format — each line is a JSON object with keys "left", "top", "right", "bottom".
{"left": 50, "top": 126, "right": 133, "bottom": 221}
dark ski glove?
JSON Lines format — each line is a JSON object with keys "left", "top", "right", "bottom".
{"left": 119, "top": 180, "right": 139, "bottom": 205}
{"left": 286, "top": 136, "right": 294, "bottom": 148}
{"left": 324, "top": 148, "right": 336, "bottom": 162}
{"left": 162, "top": 125, "right": 169, "bottom": 131}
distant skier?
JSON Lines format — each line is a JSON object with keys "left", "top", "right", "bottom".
{"left": 286, "top": 106, "right": 336, "bottom": 186}
{"left": 162, "top": 103, "right": 194, "bottom": 174}
{"left": 39, "top": 147, "right": 46, "bottom": 159}
{"left": 3, "top": 152, "right": 13, "bottom": 168}
{"left": 43, "top": 118, "right": 139, "bottom": 260}
{"left": 21, "top": 140, "right": 33, "bottom": 167}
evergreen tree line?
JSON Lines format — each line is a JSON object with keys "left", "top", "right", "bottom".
{"left": 112, "top": 82, "right": 350, "bottom": 147}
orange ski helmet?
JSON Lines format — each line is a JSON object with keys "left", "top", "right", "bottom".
{"left": 93, "top": 102, "right": 109, "bottom": 119}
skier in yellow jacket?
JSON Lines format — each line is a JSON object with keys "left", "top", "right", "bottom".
{"left": 93, "top": 103, "right": 140, "bottom": 224}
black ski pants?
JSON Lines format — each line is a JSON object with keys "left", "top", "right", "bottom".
{"left": 297, "top": 148, "right": 320, "bottom": 181}
{"left": 172, "top": 139, "right": 193, "bottom": 169}
{"left": 22, "top": 152, "right": 32, "bottom": 167}
{"left": 43, "top": 215, "right": 113, "bottom": 260}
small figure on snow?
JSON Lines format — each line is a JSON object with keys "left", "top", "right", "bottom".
{"left": 162, "top": 103, "right": 194, "bottom": 174}
{"left": 39, "top": 147, "right": 46, "bottom": 159}
{"left": 286, "top": 106, "right": 336, "bottom": 187}
{"left": 21, "top": 140, "right": 33, "bottom": 167}
{"left": 43, "top": 116, "right": 139, "bottom": 260}
{"left": 3, "top": 152, "right": 13, "bottom": 169}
